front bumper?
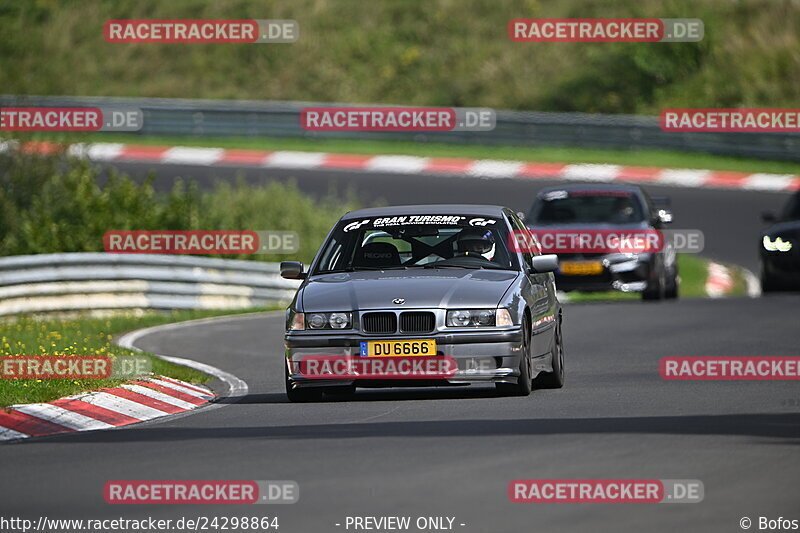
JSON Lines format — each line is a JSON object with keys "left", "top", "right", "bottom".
{"left": 556, "top": 256, "right": 653, "bottom": 293}
{"left": 761, "top": 252, "right": 800, "bottom": 288}
{"left": 285, "top": 327, "right": 526, "bottom": 388}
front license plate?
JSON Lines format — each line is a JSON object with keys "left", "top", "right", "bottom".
{"left": 560, "top": 260, "right": 604, "bottom": 276}
{"left": 360, "top": 339, "right": 437, "bottom": 357}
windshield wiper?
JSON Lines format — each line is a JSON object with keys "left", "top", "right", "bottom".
{"left": 319, "top": 266, "right": 408, "bottom": 273}
{"left": 422, "top": 264, "right": 481, "bottom": 269}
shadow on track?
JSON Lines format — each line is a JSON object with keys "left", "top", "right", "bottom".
{"left": 227, "top": 387, "right": 500, "bottom": 405}
{"left": 30, "top": 412, "right": 800, "bottom": 445}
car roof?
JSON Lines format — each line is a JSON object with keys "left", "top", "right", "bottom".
{"left": 535, "top": 183, "right": 645, "bottom": 196}
{"left": 341, "top": 204, "right": 509, "bottom": 220}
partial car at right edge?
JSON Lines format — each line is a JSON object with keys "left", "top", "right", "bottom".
{"left": 760, "top": 190, "right": 800, "bottom": 292}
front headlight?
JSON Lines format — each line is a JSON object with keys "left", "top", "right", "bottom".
{"left": 446, "top": 309, "right": 497, "bottom": 327}
{"left": 329, "top": 312, "right": 350, "bottom": 329}
{"left": 763, "top": 235, "right": 793, "bottom": 252}
{"left": 307, "top": 313, "right": 327, "bottom": 329}
{"left": 306, "top": 312, "right": 352, "bottom": 330}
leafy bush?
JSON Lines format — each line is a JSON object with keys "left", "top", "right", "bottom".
{"left": 0, "top": 149, "right": 359, "bottom": 262}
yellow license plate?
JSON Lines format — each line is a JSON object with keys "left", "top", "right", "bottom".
{"left": 560, "top": 260, "right": 604, "bottom": 276}
{"left": 360, "top": 339, "right": 437, "bottom": 357}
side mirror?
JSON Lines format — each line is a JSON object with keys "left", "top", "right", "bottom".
{"left": 529, "top": 254, "right": 558, "bottom": 274}
{"left": 657, "top": 209, "right": 673, "bottom": 224}
{"left": 280, "top": 261, "right": 306, "bottom": 279}
{"left": 761, "top": 211, "right": 776, "bottom": 223}
{"left": 516, "top": 211, "right": 526, "bottom": 222}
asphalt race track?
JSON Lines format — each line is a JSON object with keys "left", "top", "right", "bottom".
{"left": 3, "top": 161, "right": 799, "bottom": 533}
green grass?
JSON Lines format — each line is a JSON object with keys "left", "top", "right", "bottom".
{"left": 562, "top": 254, "right": 750, "bottom": 302}
{"left": 3, "top": 1, "right": 799, "bottom": 115}
{"left": 0, "top": 307, "right": 276, "bottom": 408}
{"left": 16, "top": 133, "right": 800, "bottom": 175}
{"left": 676, "top": 254, "right": 708, "bottom": 298}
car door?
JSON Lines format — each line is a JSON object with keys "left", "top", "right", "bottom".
{"left": 506, "top": 210, "right": 556, "bottom": 357}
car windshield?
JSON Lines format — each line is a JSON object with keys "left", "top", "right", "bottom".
{"left": 528, "top": 190, "right": 646, "bottom": 224}
{"left": 313, "top": 214, "right": 518, "bottom": 274}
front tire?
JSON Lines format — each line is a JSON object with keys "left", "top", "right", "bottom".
{"left": 665, "top": 273, "right": 679, "bottom": 299}
{"left": 496, "top": 320, "right": 532, "bottom": 397}
{"left": 534, "top": 316, "right": 564, "bottom": 389}
{"left": 285, "top": 365, "right": 323, "bottom": 403}
{"left": 642, "top": 264, "right": 665, "bottom": 301}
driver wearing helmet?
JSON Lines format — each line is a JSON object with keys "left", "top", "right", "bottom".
{"left": 455, "top": 228, "right": 496, "bottom": 261}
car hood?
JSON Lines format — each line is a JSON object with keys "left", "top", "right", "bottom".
{"left": 300, "top": 269, "right": 519, "bottom": 311}
{"left": 762, "top": 221, "right": 800, "bottom": 238}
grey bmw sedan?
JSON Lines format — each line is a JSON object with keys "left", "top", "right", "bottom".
{"left": 280, "top": 204, "right": 564, "bottom": 402}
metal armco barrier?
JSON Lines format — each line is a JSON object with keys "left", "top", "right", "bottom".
{"left": 0, "top": 253, "right": 300, "bottom": 316}
{"left": 2, "top": 95, "right": 799, "bottom": 161}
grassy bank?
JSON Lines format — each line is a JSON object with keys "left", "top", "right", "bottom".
{"left": 0, "top": 308, "right": 273, "bottom": 408}
{"left": 3, "top": 1, "right": 798, "bottom": 115}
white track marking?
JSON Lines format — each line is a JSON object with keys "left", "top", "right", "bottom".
{"left": 743, "top": 174, "right": 796, "bottom": 191}
{"left": 0, "top": 426, "right": 28, "bottom": 440}
{"left": 12, "top": 404, "right": 114, "bottom": 431}
{"left": 119, "top": 384, "right": 198, "bottom": 410}
{"left": 264, "top": 151, "right": 327, "bottom": 168}
{"left": 467, "top": 160, "right": 524, "bottom": 178}
{"left": 656, "top": 169, "right": 711, "bottom": 187}
{"left": 67, "top": 142, "right": 125, "bottom": 160}
{"left": 82, "top": 391, "right": 168, "bottom": 419}
{"left": 160, "top": 376, "right": 214, "bottom": 395}
{"left": 366, "top": 155, "right": 429, "bottom": 174}
{"left": 562, "top": 164, "right": 621, "bottom": 181}
{"left": 161, "top": 147, "right": 224, "bottom": 165}
{"left": 148, "top": 378, "right": 214, "bottom": 400}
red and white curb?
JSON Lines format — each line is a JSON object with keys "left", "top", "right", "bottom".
{"left": 4, "top": 141, "right": 799, "bottom": 193}
{"left": 0, "top": 376, "right": 215, "bottom": 442}
{"left": 704, "top": 261, "right": 762, "bottom": 298}
{"left": 705, "top": 262, "right": 735, "bottom": 298}
{"left": 0, "top": 312, "right": 260, "bottom": 442}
